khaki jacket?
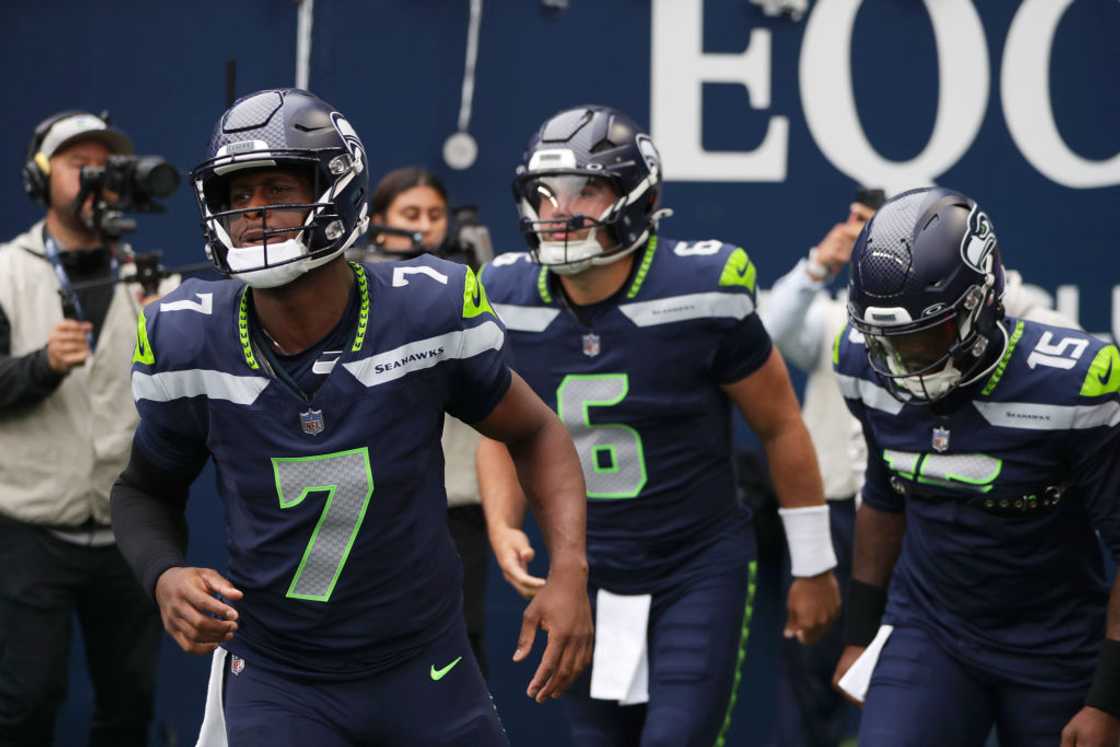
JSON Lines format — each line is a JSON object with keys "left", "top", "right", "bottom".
{"left": 0, "top": 221, "right": 173, "bottom": 527}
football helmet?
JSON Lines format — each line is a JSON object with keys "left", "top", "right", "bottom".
{"left": 847, "top": 187, "right": 1007, "bottom": 403}
{"left": 191, "top": 89, "right": 369, "bottom": 288}
{"left": 513, "top": 106, "right": 662, "bottom": 275}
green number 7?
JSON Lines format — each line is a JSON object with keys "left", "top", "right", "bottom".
{"left": 272, "top": 448, "right": 375, "bottom": 602}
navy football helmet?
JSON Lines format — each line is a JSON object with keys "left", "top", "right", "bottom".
{"left": 513, "top": 106, "right": 662, "bottom": 274}
{"left": 191, "top": 89, "right": 369, "bottom": 288}
{"left": 847, "top": 187, "right": 1007, "bottom": 403}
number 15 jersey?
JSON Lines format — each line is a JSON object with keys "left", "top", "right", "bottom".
{"left": 482, "top": 236, "right": 772, "bottom": 593}
{"left": 130, "top": 258, "right": 511, "bottom": 678}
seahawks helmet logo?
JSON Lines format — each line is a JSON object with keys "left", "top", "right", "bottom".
{"left": 329, "top": 112, "right": 366, "bottom": 173}
{"left": 635, "top": 134, "right": 661, "bottom": 181}
{"left": 960, "top": 204, "right": 997, "bottom": 274}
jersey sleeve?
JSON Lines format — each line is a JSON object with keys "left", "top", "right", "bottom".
{"left": 709, "top": 246, "right": 773, "bottom": 383}
{"left": 833, "top": 323, "right": 905, "bottom": 512}
{"left": 129, "top": 298, "right": 211, "bottom": 477}
{"left": 444, "top": 265, "right": 513, "bottom": 424}
{"left": 1067, "top": 343, "right": 1120, "bottom": 559}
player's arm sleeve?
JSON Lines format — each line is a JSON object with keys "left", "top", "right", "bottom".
{"left": 835, "top": 335, "right": 903, "bottom": 512}
{"left": 445, "top": 266, "right": 514, "bottom": 424}
{"left": 0, "top": 301, "right": 66, "bottom": 410}
{"left": 858, "top": 424, "right": 904, "bottom": 512}
{"left": 1070, "top": 395, "right": 1120, "bottom": 561}
{"left": 112, "top": 420, "right": 209, "bottom": 597}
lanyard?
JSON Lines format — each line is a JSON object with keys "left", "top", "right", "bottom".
{"left": 43, "top": 231, "right": 118, "bottom": 350}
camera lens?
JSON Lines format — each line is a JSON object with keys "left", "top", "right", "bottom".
{"left": 133, "top": 157, "right": 181, "bottom": 198}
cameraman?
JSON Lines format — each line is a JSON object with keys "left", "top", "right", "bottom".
{"left": 364, "top": 166, "right": 495, "bottom": 677}
{"left": 0, "top": 111, "right": 172, "bottom": 746}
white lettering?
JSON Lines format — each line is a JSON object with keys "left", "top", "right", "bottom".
{"left": 650, "top": 0, "right": 788, "bottom": 182}
{"left": 799, "top": 0, "right": 988, "bottom": 193}
{"left": 1002, "top": 0, "right": 1120, "bottom": 189}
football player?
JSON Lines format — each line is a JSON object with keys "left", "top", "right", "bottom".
{"left": 831, "top": 188, "right": 1120, "bottom": 746}
{"left": 110, "top": 89, "right": 593, "bottom": 746}
{"left": 478, "top": 106, "right": 841, "bottom": 745}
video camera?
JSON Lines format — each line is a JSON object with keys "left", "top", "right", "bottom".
{"left": 78, "top": 154, "right": 181, "bottom": 238}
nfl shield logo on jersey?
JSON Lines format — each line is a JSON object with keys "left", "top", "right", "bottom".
{"left": 932, "top": 426, "right": 950, "bottom": 453}
{"left": 582, "top": 333, "right": 601, "bottom": 357}
{"left": 300, "top": 409, "right": 325, "bottom": 436}
{"left": 230, "top": 655, "right": 245, "bottom": 676}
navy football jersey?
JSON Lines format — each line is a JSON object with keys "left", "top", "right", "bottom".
{"left": 482, "top": 236, "right": 772, "bottom": 593}
{"left": 130, "top": 258, "right": 511, "bottom": 677}
{"left": 835, "top": 318, "right": 1120, "bottom": 685}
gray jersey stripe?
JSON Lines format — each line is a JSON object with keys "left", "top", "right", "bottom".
{"left": 972, "top": 400, "right": 1120, "bottom": 430}
{"left": 835, "top": 374, "right": 906, "bottom": 415}
{"left": 618, "top": 292, "right": 754, "bottom": 327}
{"left": 492, "top": 304, "right": 560, "bottom": 332}
{"left": 343, "top": 320, "right": 504, "bottom": 388}
{"left": 132, "top": 369, "right": 269, "bottom": 405}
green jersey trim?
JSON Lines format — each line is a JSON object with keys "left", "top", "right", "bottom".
{"left": 625, "top": 235, "right": 659, "bottom": 299}
{"left": 718, "top": 247, "right": 757, "bottom": 293}
{"left": 980, "top": 320, "right": 1024, "bottom": 396}
{"left": 132, "top": 308, "right": 155, "bottom": 365}
{"left": 1081, "top": 344, "right": 1120, "bottom": 398}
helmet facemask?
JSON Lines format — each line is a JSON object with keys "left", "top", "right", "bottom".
{"left": 193, "top": 148, "right": 368, "bottom": 289}
{"left": 855, "top": 278, "right": 1004, "bottom": 403}
{"left": 515, "top": 173, "right": 647, "bottom": 275}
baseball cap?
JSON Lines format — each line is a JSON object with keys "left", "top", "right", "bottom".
{"left": 37, "top": 112, "right": 134, "bottom": 160}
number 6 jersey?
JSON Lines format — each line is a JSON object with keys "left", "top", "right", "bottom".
{"left": 481, "top": 236, "right": 772, "bottom": 593}
{"left": 129, "top": 257, "right": 511, "bottom": 678}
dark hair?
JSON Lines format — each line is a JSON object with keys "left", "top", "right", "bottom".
{"left": 370, "top": 167, "right": 448, "bottom": 217}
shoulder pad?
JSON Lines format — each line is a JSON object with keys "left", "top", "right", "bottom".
{"left": 135, "top": 277, "right": 241, "bottom": 373}
{"left": 479, "top": 252, "right": 547, "bottom": 306}
{"left": 832, "top": 323, "right": 868, "bottom": 377}
{"left": 980, "top": 319, "right": 1114, "bottom": 404}
{"left": 651, "top": 237, "right": 757, "bottom": 298}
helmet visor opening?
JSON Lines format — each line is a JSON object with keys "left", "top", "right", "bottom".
{"left": 521, "top": 175, "right": 619, "bottom": 242}
{"left": 866, "top": 318, "right": 960, "bottom": 378}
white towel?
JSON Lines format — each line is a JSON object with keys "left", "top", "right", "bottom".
{"left": 836, "top": 624, "right": 894, "bottom": 704}
{"left": 589, "top": 590, "right": 652, "bottom": 705}
{"left": 195, "top": 647, "right": 229, "bottom": 747}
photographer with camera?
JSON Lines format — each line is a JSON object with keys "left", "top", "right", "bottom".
{"left": 361, "top": 166, "right": 496, "bottom": 677}
{"left": 0, "top": 110, "right": 177, "bottom": 746}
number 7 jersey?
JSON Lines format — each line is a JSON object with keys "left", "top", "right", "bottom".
{"left": 481, "top": 237, "right": 773, "bottom": 593}
{"left": 130, "top": 258, "right": 511, "bottom": 678}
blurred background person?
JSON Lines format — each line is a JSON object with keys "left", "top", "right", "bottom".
{"left": 0, "top": 110, "right": 176, "bottom": 746}
{"left": 363, "top": 166, "right": 496, "bottom": 676}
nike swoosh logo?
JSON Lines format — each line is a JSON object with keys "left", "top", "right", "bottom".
{"left": 430, "top": 656, "right": 463, "bottom": 681}
{"left": 1100, "top": 357, "right": 1114, "bottom": 385}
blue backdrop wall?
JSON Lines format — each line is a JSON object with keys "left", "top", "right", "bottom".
{"left": 2, "top": 1, "right": 1117, "bottom": 744}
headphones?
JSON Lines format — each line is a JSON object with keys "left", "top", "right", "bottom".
{"left": 22, "top": 110, "right": 95, "bottom": 207}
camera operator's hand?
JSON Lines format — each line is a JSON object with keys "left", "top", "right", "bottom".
{"left": 46, "top": 320, "right": 93, "bottom": 373}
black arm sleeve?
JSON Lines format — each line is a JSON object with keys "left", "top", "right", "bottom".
{"left": 111, "top": 438, "right": 202, "bottom": 598}
{"left": 0, "top": 304, "right": 66, "bottom": 410}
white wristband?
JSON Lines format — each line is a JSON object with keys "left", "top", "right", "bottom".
{"left": 778, "top": 505, "right": 838, "bottom": 578}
